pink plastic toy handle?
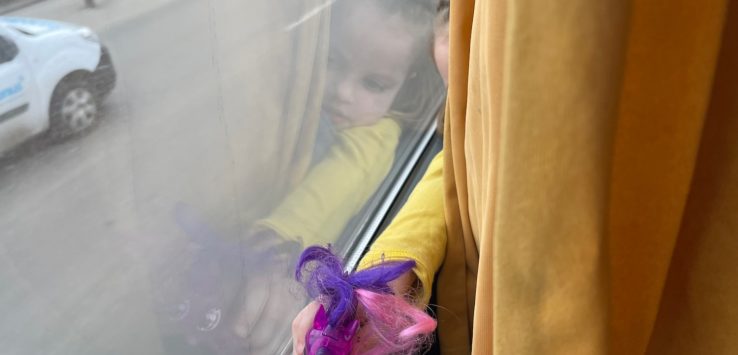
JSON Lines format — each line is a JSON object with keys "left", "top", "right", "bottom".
{"left": 305, "top": 305, "right": 359, "bottom": 355}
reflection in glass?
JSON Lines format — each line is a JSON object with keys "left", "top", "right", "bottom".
{"left": 0, "top": 0, "right": 443, "bottom": 354}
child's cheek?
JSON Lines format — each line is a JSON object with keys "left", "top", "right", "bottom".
{"left": 356, "top": 98, "right": 390, "bottom": 125}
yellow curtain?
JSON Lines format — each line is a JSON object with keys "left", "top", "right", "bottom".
{"left": 439, "top": 0, "right": 738, "bottom": 353}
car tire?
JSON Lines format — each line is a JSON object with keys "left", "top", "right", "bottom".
{"left": 48, "top": 76, "right": 99, "bottom": 140}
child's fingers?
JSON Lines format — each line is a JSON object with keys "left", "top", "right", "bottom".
{"left": 388, "top": 269, "right": 420, "bottom": 300}
{"left": 292, "top": 301, "right": 321, "bottom": 355}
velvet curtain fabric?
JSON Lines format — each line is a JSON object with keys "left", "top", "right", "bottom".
{"left": 438, "top": 0, "right": 738, "bottom": 353}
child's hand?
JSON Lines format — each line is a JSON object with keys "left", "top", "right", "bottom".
{"left": 388, "top": 269, "right": 420, "bottom": 302}
{"left": 291, "top": 301, "right": 321, "bottom": 355}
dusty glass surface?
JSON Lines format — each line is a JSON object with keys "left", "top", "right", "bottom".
{"left": 0, "top": 0, "right": 443, "bottom": 353}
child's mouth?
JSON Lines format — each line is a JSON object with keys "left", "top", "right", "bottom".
{"left": 322, "top": 106, "right": 350, "bottom": 128}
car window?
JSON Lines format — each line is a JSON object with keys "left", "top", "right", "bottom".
{"left": 0, "top": 1, "right": 443, "bottom": 354}
{"left": 0, "top": 35, "right": 18, "bottom": 63}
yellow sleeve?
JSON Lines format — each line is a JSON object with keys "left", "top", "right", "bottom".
{"left": 357, "top": 151, "right": 446, "bottom": 305}
{"left": 254, "top": 118, "right": 401, "bottom": 246}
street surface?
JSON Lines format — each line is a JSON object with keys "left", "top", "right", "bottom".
{"left": 0, "top": 0, "right": 306, "bottom": 353}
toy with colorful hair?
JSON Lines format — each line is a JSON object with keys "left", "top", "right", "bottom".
{"left": 295, "top": 245, "right": 436, "bottom": 355}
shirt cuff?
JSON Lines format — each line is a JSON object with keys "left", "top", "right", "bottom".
{"left": 357, "top": 249, "right": 434, "bottom": 306}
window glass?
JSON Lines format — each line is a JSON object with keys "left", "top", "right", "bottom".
{"left": 0, "top": 0, "right": 443, "bottom": 353}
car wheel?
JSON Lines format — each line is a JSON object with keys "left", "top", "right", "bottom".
{"left": 49, "top": 77, "right": 99, "bottom": 140}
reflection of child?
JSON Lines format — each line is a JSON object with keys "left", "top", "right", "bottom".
{"left": 252, "top": 0, "right": 438, "bottom": 248}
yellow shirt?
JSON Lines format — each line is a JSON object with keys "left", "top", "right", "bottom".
{"left": 255, "top": 118, "right": 401, "bottom": 246}
{"left": 358, "top": 151, "right": 446, "bottom": 305}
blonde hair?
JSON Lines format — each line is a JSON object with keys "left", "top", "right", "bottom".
{"left": 364, "top": 0, "right": 445, "bottom": 128}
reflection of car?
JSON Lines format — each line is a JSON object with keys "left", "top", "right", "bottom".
{"left": 0, "top": 16, "right": 116, "bottom": 155}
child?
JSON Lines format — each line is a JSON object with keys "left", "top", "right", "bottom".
{"left": 356, "top": 0, "right": 452, "bottom": 316}
{"left": 291, "top": 1, "right": 451, "bottom": 353}
{"left": 434, "top": 0, "right": 450, "bottom": 86}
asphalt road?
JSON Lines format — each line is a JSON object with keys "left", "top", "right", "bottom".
{"left": 0, "top": 0, "right": 303, "bottom": 353}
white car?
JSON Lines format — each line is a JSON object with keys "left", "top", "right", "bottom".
{"left": 0, "top": 16, "right": 116, "bottom": 155}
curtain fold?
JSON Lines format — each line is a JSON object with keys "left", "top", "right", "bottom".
{"left": 608, "top": 0, "right": 728, "bottom": 353}
{"left": 277, "top": 3, "right": 332, "bottom": 190}
{"left": 227, "top": 0, "right": 330, "bottom": 223}
{"left": 646, "top": 2, "right": 738, "bottom": 353}
{"left": 440, "top": 0, "right": 737, "bottom": 353}
{"left": 436, "top": 0, "right": 477, "bottom": 352}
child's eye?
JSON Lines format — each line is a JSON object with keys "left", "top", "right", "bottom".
{"left": 362, "top": 78, "right": 388, "bottom": 93}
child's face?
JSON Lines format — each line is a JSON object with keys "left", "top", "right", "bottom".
{"left": 433, "top": 22, "right": 449, "bottom": 86}
{"left": 322, "top": 2, "right": 416, "bottom": 129}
